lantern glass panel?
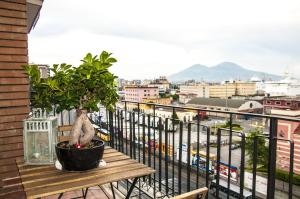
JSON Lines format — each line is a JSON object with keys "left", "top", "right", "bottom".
{"left": 26, "top": 131, "right": 50, "bottom": 164}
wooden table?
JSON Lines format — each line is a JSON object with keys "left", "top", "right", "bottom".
{"left": 16, "top": 147, "right": 155, "bottom": 199}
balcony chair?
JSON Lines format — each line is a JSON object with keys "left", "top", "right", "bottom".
{"left": 171, "top": 187, "right": 208, "bottom": 199}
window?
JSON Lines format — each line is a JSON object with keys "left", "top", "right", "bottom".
{"left": 286, "top": 102, "right": 291, "bottom": 106}
{"left": 266, "top": 100, "right": 271, "bottom": 104}
{"left": 144, "top": 90, "right": 146, "bottom": 92}
{"left": 275, "top": 101, "right": 281, "bottom": 105}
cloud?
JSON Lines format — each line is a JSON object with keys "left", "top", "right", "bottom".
{"left": 29, "top": 0, "right": 300, "bottom": 79}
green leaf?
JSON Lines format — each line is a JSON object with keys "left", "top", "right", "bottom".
{"left": 107, "top": 57, "right": 117, "bottom": 63}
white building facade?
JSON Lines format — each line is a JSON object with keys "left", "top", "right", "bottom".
{"left": 264, "top": 78, "right": 300, "bottom": 97}
{"left": 179, "top": 84, "right": 209, "bottom": 98}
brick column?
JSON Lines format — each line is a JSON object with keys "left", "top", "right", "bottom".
{"left": 0, "top": 0, "right": 29, "bottom": 181}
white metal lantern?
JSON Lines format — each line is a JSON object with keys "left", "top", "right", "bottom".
{"left": 23, "top": 108, "right": 58, "bottom": 165}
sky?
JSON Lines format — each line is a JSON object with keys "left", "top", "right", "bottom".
{"left": 29, "top": 0, "right": 300, "bottom": 80}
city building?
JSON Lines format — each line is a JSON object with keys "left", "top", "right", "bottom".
{"left": 263, "top": 77, "right": 300, "bottom": 97}
{"left": 179, "top": 83, "right": 209, "bottom": 98}
{"left": 124, "top": 86, "right": 159, "bottom": 102}
{"left": 209, "top": 81, "right": 257, "bottom": 99}
{"left": 179, "top": 93, "right": 197, "bottom": 104}
{"left": 140, "top": 97, "right": 172, "bottom": 110}
{"left": 263, "top": 97, "right": 300, "bottom": 174}
{"left": 263, "top": 97, "right": 300, "bottom": 116}
{"left": 149, "top": 76, "right": 170, "bottom": 93}
{"left": 33, "top": 64, "right": 50, "bottom": 78}
{"left": 187, "top": 97, "right": 263, "bottom": 118}
{"left": 117, "top": 78, "right": 126, "bottom": 89}
{"left": 142, "top": 79, "right": 152, "bottom": 85}
{"left": 144, "top": 108, "right": 196, "bottom": 123}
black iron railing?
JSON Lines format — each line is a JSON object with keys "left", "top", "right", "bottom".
{"left": 88, "top": 101, "right": 300, "bottom": 199}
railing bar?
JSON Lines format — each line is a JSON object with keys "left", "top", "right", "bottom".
{"left": 129, "top": 113, "right": 132, "bottom": 158}
{"left": 143, "top": 114, "right": 146, "bottom": 165}
{"left": 133, "top": 112, "right": 136, "bottom": 160}
{"left": 196, "top": 111, "right": 200, "bottom": 188}
{"left": 106, "top": 108, "right": 109, "bottom": 134}
{"left": 120, "top": 110, "right": 124, "bottom": 153}
{"left": 114, "top": 108, "right": 117, "bottom": 149}
{"left": 178, "top": 121, "right": 183, "bottom": 195}
{"left": 137, "top": 104, "right": 141, "bottom": 163}
{"left": 216, "top": 128, "right": 221, "bottom": 199}
{"left": 267, "top": 118, "right": 277, "bottom": 199}
{"left": 117, "top": 109, "right": 121, "bottom": 152}
{"left": 187, "top": 122, "right": 191, "bottom": 192}
{"left": 125, "top": 102, "right": 128, "bottom": 155}
{"left": 252, "top": 136, "right": 258, "bottom": 198}
{"left": 172, "top": 107, "right": 175, "bottom": 197}
{"left": 289, "top": 141, "right": 294, "bottom": 199}
{"left": 147, "top": 114, "right": 152, "bottom": 185}
{"left": 158, "top": 117, "right": 162, "bottom": 192}
{"left": 153, "top": 105, "right": 156, "bottom": 199}
{"left": 227, "top": 114, "right": 233, "bottom": 199}
{"left": 165, "top": 118, "right": 169, "bottom": 196}
{"left": 239, "top": 133, "right": 245, "bottom": 198}
{"left": 206, "top": 127, "right": 211, "bottom": 192}
{"left": 108, "top": 111, "right": 113, "bottom": 147}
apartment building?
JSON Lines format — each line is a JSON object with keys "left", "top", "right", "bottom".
{"left": 179, "top": 83, "right": 209, "bottom": 98}
{"left": 209, "top": 81, "right": 256, "bottom": 98}
{"left": 124, "top": 86, "right": 159, "bottom": 102}
{"left": 149, "top": 76, "right": 170, "bottom": 93}
{"left": 264, "top": 78, "right": 300, "bottom": 97}
{"left": 263, "top": 97, "right": 300, "bottom": 174}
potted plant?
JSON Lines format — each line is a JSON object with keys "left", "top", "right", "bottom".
{"left": 24, "top": 51, "right": 119, "bottom": 171}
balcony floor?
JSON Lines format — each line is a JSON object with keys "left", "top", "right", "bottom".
{"left": 43, "top": 186, "right": 112, "bottom": 199}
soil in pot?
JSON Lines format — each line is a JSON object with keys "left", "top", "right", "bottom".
{"left": 55, "top": 139, "right": 105, "bottom": 171}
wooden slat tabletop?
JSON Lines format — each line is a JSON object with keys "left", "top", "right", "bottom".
{"left": 16, "top": 146, "right": 155, "bottom": 199}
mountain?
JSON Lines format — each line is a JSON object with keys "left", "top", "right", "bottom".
{"left": 168, "top": 62, "right": 281, "bottom": 82}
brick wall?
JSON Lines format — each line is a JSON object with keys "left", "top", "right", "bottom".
{"left": 0, "top": 0, "right": 29, "bottom": 181}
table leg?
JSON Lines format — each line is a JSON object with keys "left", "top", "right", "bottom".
{"left": 83, "top": 188, "right": 89, "bottom": 199}
{"left": 110, "top": 183, "right": 116, "bottom": 199}
{"left": 125, "top": 177, "right": 139, "bottom": 199}
{"left": 57, "top": 192, "right": 64, "bottom": 199}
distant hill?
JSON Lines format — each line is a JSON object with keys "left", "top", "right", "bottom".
{"left": 168, "top": 62, "right": 281, "bottom": 82}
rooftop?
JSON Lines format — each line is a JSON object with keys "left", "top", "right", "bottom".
{"left": 187, "top": 97, "right": 246, "bottom": 108}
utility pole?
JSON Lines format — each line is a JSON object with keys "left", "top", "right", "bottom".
{"left": 225, "top": 80, "right": 229, "bottom": 108}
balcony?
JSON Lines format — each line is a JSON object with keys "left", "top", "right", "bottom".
{"left": 1, "top": 100, "right": 299, "bottom": 198}
{"left": 80, "top": 101, "right": 299, "bottom": 199}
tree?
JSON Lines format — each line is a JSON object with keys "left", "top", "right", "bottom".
{"left": 171, "top": 94, "right": 179, "bottom": 101}
{"left": 171, "top": 111, "right": 179, "bottom": 125}
{"left": 245, "top": 129, "right": 269, "bottom": 168}
{"left": 24, "top": 51, "right": 118, "bottom": 147}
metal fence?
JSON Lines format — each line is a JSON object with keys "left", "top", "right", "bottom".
{"left": 90, "top": 101, "right": 300, "bottom": 199}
